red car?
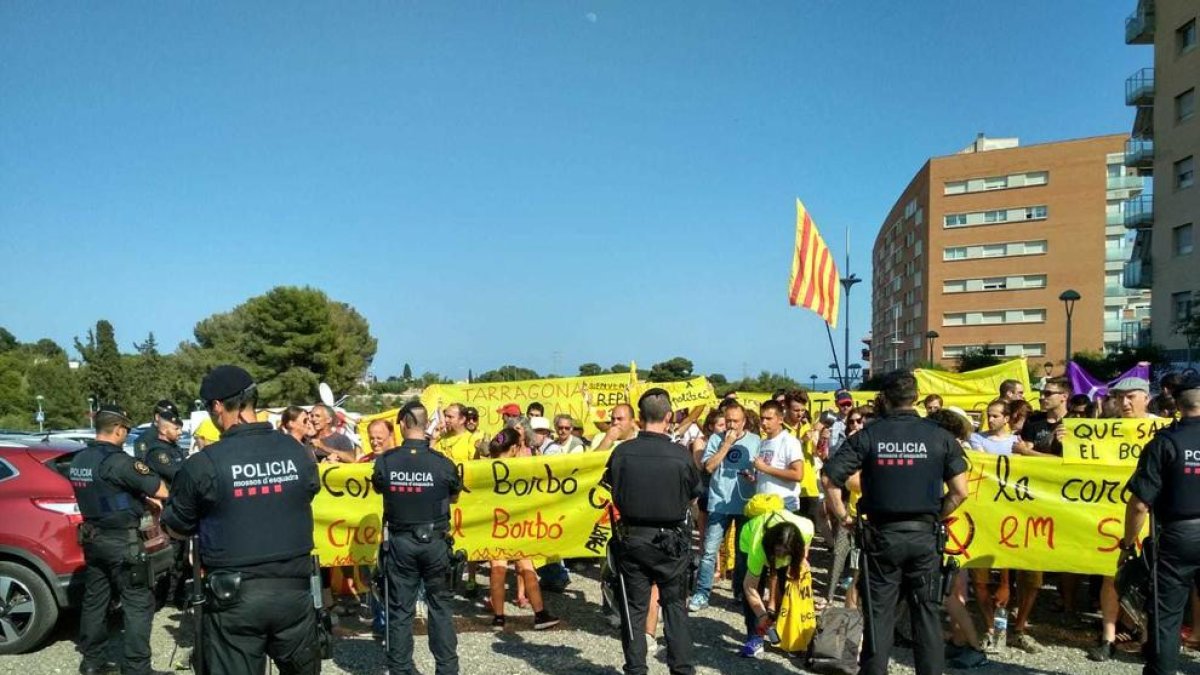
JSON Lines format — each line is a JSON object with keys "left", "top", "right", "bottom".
{"left": 0, "top": 437, "right": 173, "bottom": 654}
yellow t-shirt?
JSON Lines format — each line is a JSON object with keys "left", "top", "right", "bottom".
{"left": 435, "top": 430, "right": 477, "bottom": 465}
{"left": 786, "top": 422, "right": 820, "bottom": 498}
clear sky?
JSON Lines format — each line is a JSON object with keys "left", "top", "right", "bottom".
{"left": 0, "top": 2, "right": 1146, "bottom": 385}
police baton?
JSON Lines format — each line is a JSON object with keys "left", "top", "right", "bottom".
{"left": 1149, "top": 512, "right": 1160, "bottom": 658}
{"left": 854, "top": 517, "right": 877, "bottom": 657}
{"left": 189, "top": 536, "right": 205, "bottom": 675}
{"left": 605, "top": 504, "right": 636, "bottom": 645}
{"left": 378, "top": 524, "right": 390, "bottom": 653}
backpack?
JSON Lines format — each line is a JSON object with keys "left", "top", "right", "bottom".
{"left": 806, "top": 607, "right": 863, "bottom": 675}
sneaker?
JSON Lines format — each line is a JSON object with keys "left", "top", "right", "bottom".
{"left": 533, "top": 610, "right": 560, "bottom": 630}
{"left": 1009, "top": 631, "right": 1044, "bottom": 654}
{"left": 491, "top": 615, "right": 506, "bottom": 630}
{"left": 738, "top": 636, "right": 764, "bottom": 659}
{"left": 947, "top": 647, "right": 988, "bottom": 669}
{"left": 981, "top": 632, "right": 1000, "bottom": 654}
{"left": 1086, "top": 640, "right": 1115, "bottom": 662}
{"left": 687, "top": 594, "right": 709, "bottom": 612}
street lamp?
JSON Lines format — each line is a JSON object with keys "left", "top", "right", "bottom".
{"left": 87, "top": 396, "right": 95, "bottom": 430}
{"left": 35, "top": 395, "right": 45, "bottom": 433}
{"left": 926, "top": 330, "right": 940, "bottom": 363}
{"left": 809, "top": 374, "right": 818, "bottom": 391}
{"left": 194, "top": 399, "right": 203, "bottom": 412}
{"left": 828, "top": 363, "right": 840, "bottom": 382}
{"left": 847, "top": 363, "right": 862, "bottom": 385}
{"left": 1059, "top": 289, "right": 1081, "bottom": 366}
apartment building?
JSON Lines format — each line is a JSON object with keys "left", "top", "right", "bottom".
{"left": 1125, "top": 0, "right": 1199, "bottom": 364}
{"left": 870, "top": 134, "right": 1146, "bottom": 373}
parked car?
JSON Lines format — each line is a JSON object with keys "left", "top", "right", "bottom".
{"left": 0, "top": 437, "right": 173, "bottom": 654}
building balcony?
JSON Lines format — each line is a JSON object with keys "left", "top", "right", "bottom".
{"left": 1107, "top": 174, "right": 1144, "bottom": 191}
{"left": 1124, "top": 258, "right": 1153, "bottom": 289}
{"left": 1125, "top": 1, "right": 1155, "bottom": 45}
{"left": 1107, "top": 211, "right": 1125, "bottom": 227}
{"left": 1126, "top": 68, "right": 1155, "bottom": 107}
{"left": 1106, "top": 246, "right": 1128, "bottom": 262}
{"left": 1124, "top": 194, "right": 1153, "bottom": 229}
{"left": 1124, "top": 138, "right": 1154, "bottom": 171}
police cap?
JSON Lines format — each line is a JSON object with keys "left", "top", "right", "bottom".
{"left": 154, "top": 399, "right": 182, "bottom": 425}
{"left": 200, "top": 365, "right": 255, "bottom": 403}
{"left": 95, "top": 404, "right": 134, "bottom": 429}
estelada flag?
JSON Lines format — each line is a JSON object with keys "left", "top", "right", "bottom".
{"left": 787, "top": 199, "right": 840, "bottom": 328}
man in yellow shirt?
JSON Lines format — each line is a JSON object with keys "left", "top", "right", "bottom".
{"left": 434, "top": 403, "right": 476, "bottom": 464}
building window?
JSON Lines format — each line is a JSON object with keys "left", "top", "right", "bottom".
{"left": 945, "top": 214, "right": 967, "bottom": 227}
{"left": 1176, "top": 223, "right": 1195, "bottom": 256}
{"left": 1177, "top": 89, "right": 1196, "bottom": 123}
{"left": 1177, "top": 156, "right": 1195, "bottom": 189}
{"left": 943, "top": 171, "right": 1048, "bottom": 195}
{"left": 981, "top": 277, "right": 1007, "bottom": 291}
{"left": 1025, "top": 205, "right": 1048, "bottom": 219}
{"left": 1173, "top": 292, "right": 1195, "bottom": 324}
{"left": 1179, "top": 19, "right": 1197, "bottom": 54}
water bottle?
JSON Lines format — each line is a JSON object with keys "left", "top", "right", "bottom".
{"left": 992, "top": 607, "right": 1008, "bottom": 649}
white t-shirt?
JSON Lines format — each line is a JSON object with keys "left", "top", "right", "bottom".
{"left": 756, "top": 431, "right": 804, "bottom": 504}
{"left": 969, "top": 432, "right": 1017, "bottom": 456}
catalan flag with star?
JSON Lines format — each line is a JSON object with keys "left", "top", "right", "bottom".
{"left": 787, "top": 199, "right": 840, "bottom": 328}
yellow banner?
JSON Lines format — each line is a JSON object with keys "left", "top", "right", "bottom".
{"left": 732, "top": 391, "right": 877, "bottom": 415}
{"left": 1061, "top": 418, "right": 1174, "bottom": 466}
{"left": 313, "top": 452, "right": 613, "bottom": 566}
{"left": 915, "top": 359, "right": 1030, "bottom": 400}
{"left": 631, "top": 376, "right": 718, "bottom": 416}
{"left": 948, "top": 451, "right": 1145, "bottom": 575}
{"left": 425, "top": 373, "right": 632, "bottom": 436}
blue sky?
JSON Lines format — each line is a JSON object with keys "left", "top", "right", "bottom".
{"left": 0, "top": 2, "right": 1146, "bottom": 385}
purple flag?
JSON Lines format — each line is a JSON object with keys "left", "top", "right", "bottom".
{"left": 1067, "top": 361, "right": 1152, "bottom": 401}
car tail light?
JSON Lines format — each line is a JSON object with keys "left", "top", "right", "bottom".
{"left": 33, "top": 497, "right": 83, "bottom": 524}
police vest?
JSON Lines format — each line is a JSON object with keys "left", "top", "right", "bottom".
{"left": 377, "top": 444, "right": 454, "bottom": 527}
{"left": 70, "top": 441, "right": 144, "bottom": 529}
{"left": 199, "top": 424, "right": 315, "bottom": 569}
{"left": 858, "top": 414, "right": 949, "bottom": 519}
{"left": 1156, "top": 420, "right": 1200, "bottom": 522}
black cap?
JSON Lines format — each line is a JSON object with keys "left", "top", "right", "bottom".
{"left": 464, "top": 406, "right": 479, "bottom": 420}
{"left": 1178, "top": 372, "right": 1200, "bottom": 393}
{"left": 199, "top": 365, "right": 255, "bottom": 403}
{"left": 95, "top": 404, "right": 134, "bottom": 429}
{"left": 154, "top": 399, "right": 182, "bottom": 424}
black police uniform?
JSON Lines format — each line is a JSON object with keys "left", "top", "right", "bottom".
{"left": 371, "top": 437, "right": 462, "bottom": 675}
{"left": 71, "top": 439, "right": 164, "bottom": 675}
{"left": 136, "top": 431, "right": 187, "bottom": 485}
{"left": 824, "top": 409, "right": 967, "bottom": 675}
{"left": 603, "top": 430, "right": 702, "bottom": 675}
{"left": 1126, "top": 413, "right": 1200, "bottom": 675}
{"left": 162, "top": 422, "right": 321, "bottom": 674}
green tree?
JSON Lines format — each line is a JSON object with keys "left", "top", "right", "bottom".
{"left": 75, "top": 320, "right": 125, "bottom": 404}
{"left": 0, "top": 327, "right": 18, "bottom": 353}
{"left": 956, "top": 347, "right": 1001, "bottom": 373}
{"left": 648, "top": 357, "right": 694, "bottom": 382}
{"left": 189, "top": 286, "right": 377, "bottom": 405}
{"left": 402, "top": 363, "right": 413, "bottom": 381}
{"left": 475, "top": 365, "right": 540, "bottom": 383}
{"left": 578, "top": 363, "right": 603, "bottom": 377}
{"left": 717, "top": 371, "right": 802, "bottom": 397}
{"left": 27, "top": 351, "right": 85, "bottom": 429}
{"left": 610, "top": 363, "right": 631, "bottom": 374}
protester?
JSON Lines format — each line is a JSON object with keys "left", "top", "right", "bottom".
{"left": 823, "top": 406, "right": 868, "bottom": 606}
{"left": 828, "top": 389, "right": 855, "bottom": 448}
{"left": 968, "top": 400, "right": 1018, "bottom": 652}
{"left": 485, "top": 428, "right": 560, "bottom": 630}
{"left": 464, "top": 407, "right": 480, "bottom": 433}
{"left": 691, "top": 409, "right": 725, "bottom": 556}
{"left": 592, "top": 404, "right": 637, "bottom": 452}
{"left": 998, "top": 379, "right": 1025, "bottom": 403}
{"left": 1020, "top": 377, "right": 1071, "bottom": 456}
{"left": 312, "top": 402, "right": 356, "bottom": 462}
{"left": 530, "top": 416, "right": 556, "bottom": 454}
{"left": 690, "top": 402, "right": 760, "bottom": 612}
{"left": 922, "top": 394, "right": 944, "bottom": 415}
{"left": 544, "top": 414, "right": 585, "bottom": 455}
{"left": 526, "top": 401, "right": 545, "bottom": 418}
{"left": 737, "top": 494, "right": 814, "bottom": 658}
{"left": 434, "top": 403, "right": 477, "bottom": 464}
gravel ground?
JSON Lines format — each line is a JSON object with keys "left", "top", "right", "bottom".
{"left": 7, "top": 555, "right": 1200, "bottom": 674}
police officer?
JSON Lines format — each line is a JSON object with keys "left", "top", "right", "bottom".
{"left": 824, "top": 370, "right": 969, "bottom": 675}
{"left": 71, "top": 404, "right": 169, "bottom": 675}
{"left": 371, "top": 399, "right": 461, "bottom": 675}
{"left": 602, "top": 387, "right": 702, "bottom": 675}
{"left": 135, "top": 400, "right": 187, "bottom": 484}
{"left": 1122, "top": 373, "right": 1200, "bottom": 675}
{"left": 161, "top": 365, "right": 322, "bottom": 674}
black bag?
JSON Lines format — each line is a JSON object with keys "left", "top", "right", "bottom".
{"left": 806, "top": 607, "right": 863, "bottom": 675}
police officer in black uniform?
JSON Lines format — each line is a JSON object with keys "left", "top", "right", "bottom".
{"left": 1122, "top": 373, "right": 1200, "bottom": 675}
{"left": 824, "top": 371, "right": 969, "bottom": 675}
{"left": 135, "top": 400, "right": 187, "bottom": 484}
{"left": 602, "top": 387, "right": 701, "bottom": 675}
{"left": 71, "top": 404, "right": 169, "bottom": 675}
{"left": 161, "top": 365, "right": 322, "bottom": 674}
{"left": 371, "top": 399, "right": 461, "bottom": 675}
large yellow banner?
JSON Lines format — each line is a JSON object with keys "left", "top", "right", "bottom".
{"left": 915, "top": 359, "right": 1035, "bottom": 413}
{"left": 948, "top": 451, "right": 1144, "bottom": 575}
{"left": 424, "top": 373, "right": 632, "bottom": 436}
{"left": 1061, "top": 418, "right": 1174, "bottom": 466}
{"left": 314, "top": 452, "right": 613, "bottom": 566}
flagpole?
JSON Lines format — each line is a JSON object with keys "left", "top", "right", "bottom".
{"left": 840, "top": 226, "right": 861, "bottom": 390}
{"left": 825, "top": 322, "right": 842, "bottom": 392}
